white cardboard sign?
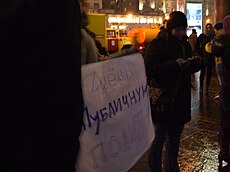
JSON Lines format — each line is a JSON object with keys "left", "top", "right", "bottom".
{"left": 76, "top": 53, "right": 154, "bottom": 172}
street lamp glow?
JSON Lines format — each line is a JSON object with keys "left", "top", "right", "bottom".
{"left": 151, "top": 2, "right": 155, "bottom": 9}
{"left": 128, "top": 14, "right": 132, "bottom": 18}
{"left": 162, "top": 0, "right": 166, "bottom": 13}
{"left": 206, "top": 9, "right": 209, "bottom": 16}
{"left": 159, "top": 18, "right": 163, "bottom": 24}
{"left": 206, "top": 3, "right": 209, "bottom": 16}
{"left": 139, "top": 0, "right": 143, "bottom": 10}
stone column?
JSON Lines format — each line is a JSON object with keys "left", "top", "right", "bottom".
{"left": 216, "top": 0, "right": 230, "bottom": 22}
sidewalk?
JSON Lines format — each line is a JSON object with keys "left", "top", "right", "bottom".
{"left": 129, "top": 72, "right": 225, "bottom": 172}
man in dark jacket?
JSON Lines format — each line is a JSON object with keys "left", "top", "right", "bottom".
{"left": 195, "top": 23, "right": 215, "bottom": 95}
{"left": 144, "top": 11, "right": 201, "bottom": 172}
{"left": 1, "top": 0, "right": 83, "bottom": 172}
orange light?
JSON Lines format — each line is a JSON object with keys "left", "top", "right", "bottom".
{"left": 206, "top": 19, "right": 211, "bottom": 23}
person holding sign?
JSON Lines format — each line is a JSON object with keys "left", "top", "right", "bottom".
{"left": 144, "top": 11, "right": 202, "bottom": 172}
{"left": 1, "top": 0, "right": 83, "bottom": 171}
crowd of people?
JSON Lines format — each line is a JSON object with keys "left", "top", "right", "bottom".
{"left": 2, "top": 0, "right": 230, "bottom": 172}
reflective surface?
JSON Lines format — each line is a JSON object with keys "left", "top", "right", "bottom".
{"left": 129, "top": 72, "right": 227, "bottom": 172}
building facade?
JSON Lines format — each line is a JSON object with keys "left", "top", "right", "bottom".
{"left": 86, "top": 0, "right": 216, "bottom": 33}
{"left": 85, "top": 0, "right": 103, "bottom": 13}
{"left": 102, "top": 0, "right": 139, "bottom": 14}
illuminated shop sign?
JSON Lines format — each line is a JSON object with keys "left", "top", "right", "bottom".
{"left": 108, "top": 15, "right": 163, "bottom": 24}
{"left": 186, "top": 3, "right": 203, "bottom": 36}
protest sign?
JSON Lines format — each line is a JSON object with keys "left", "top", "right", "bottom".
{"left": 76, "top": 53, "right": 154, "bottom": 172}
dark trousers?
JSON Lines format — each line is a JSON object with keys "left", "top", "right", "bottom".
{"left": 148, "top": 123, "right": 184, "bottom": 172}
{"left": 216, "top": 63, "right": 224, "bottom": 97}
{"left": 220, "top": 86, "right": 230, "bottom": 139}
{"left": 200, "top": 64, "right": 214, "bottom": 92}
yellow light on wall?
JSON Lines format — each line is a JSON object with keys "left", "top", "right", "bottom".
{"left": 108, "top": 15, "right": 159, "bottom": 24}
{"left": 149, "top": 18, "right": 154, "bottom": 24}
{"left": 139, "top": 0, "right": 143, "bottom": 10}
{"left": 206, "top": 3, "right": 209, "bottom": 16}
{"left": 128, "top": 14, "right": 132, "bottom": 18}
{"left": 117, "top": 17, "right": 125, "bottom": 23}
{"left": 119, "top": 25, "right": 127, "bottom": 29}
{"left": 206, "top": 9, "right": 209, "bottom": 16}
{"left": 108, "top": 17, "right": 117, "bottom": 23}
{"left": 111, "top": 25, "right": 118, "bottom": 29}
{"left": 150, "top": 1, "right": 155, "bottom": 9}
{"left": 163, "top": 0, "right": 166, "bottom": 13}
{"left": 165, "top": 13, "right": 169, "bottom": 20}
{"left": 159, "top": 18, "right": 163, "bottom": 24}
{"left": 140, "top": 18, "right": 147, "bottom": 23}
{"left": 126, "top": 14, "right": 133, "bottom": 23}
{"left": 206, "top": 18, "right": 211, "bottom": 23}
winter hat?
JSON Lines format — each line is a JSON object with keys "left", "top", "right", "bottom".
{"left": 223, "top": 15, "right": 230, "bottom": 34}
{"left": 214, "top": 23, "right": 223, "bottom": 31}
{"left": 166, "top": 11, "right": 188, "bottom": 31}
{"left": 192, "top": 29, "right": 197, "bottom": 34}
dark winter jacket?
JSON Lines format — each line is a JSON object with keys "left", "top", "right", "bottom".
{"left": 212, "top": 34, "right": 230, "bottom": 132}
{"left": 144, "top": 32, "right": 200, "bottom": 125}
{"left": 195, "top": 33, "right": 215, "bottom": 66}
{"left": 157, "top": 27, "right": 167, "bottom": 38}
{"left": 1, "top": 1, "right": 83, "bottom": 172}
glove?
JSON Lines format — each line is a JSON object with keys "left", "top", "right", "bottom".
{"left": 176, "top": 58, "right": 191, "bottom": 71}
